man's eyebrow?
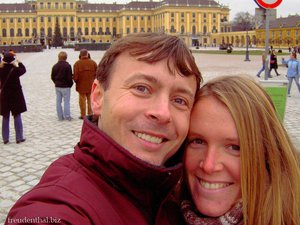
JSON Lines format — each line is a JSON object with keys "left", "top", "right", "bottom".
{"left": 124, "top": 73, "right": 159, "bottom": 85}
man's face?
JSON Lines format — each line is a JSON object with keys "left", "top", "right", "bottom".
{"left": 91, "top": 52, "right": 197, "bottom": 166}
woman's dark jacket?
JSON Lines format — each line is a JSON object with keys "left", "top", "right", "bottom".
{"left": 270, "top": 54, "right": 278, "bottom": 69}
{"left": 0, "top": 62, "right": 26, "bottom": 116}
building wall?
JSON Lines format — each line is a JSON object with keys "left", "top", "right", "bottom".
{"left": 0, "top": 0, "right": 229, "bottom": 46}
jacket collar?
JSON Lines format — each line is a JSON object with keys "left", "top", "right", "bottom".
{"left": 74, "top": 116, "right": 183, "bottom": 212}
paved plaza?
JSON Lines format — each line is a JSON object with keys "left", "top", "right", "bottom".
{"left": 0, "top": 48, "right": 299, "bottom": 223}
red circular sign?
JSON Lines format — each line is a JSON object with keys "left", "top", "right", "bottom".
{"left": 255, "top": 0, "right": 282, "bottom": 9}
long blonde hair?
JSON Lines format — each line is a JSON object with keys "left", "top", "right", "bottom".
{"left": 197, "top": 75, "right": 300, "bottom": 225}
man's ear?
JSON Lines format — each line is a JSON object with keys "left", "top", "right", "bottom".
{"left": 91, "top": 80, "right": 104, "bottom": 116}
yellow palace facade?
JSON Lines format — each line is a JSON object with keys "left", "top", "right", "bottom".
{"left": 0, "top": 0, "right": 299, "bottom": 49}
{"left": 0, "top": 0, "right": 230, "bottom": 47}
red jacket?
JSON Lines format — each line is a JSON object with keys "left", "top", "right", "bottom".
{"left": 6, "top": 117, "right": 183, "bottom": 225}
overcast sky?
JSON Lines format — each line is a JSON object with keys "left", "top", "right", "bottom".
{"left": 0, "top": 0, "right": 298, "bottom": 21}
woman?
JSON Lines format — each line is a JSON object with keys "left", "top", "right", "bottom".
{"left": 161, "top": 76, "right": 300, "bottom": 225}
{"left": 0, "top": 52, "right": 27, "bottom": 144}
{"left": 269, "top": 50, "right": 280, "bottom": 77}
{"left": 282, "top": 52, "right": 300, "bottom": 97}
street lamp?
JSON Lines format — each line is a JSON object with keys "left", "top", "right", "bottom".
{"left": 244, "top": 29, "right": 250, "bottom": 61}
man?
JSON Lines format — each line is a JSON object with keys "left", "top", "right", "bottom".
{"left": 51, "top": 51, "right": 73, "bottom": 121}
{"left": 73, "top": 49, "right": 97, "bottom": 119}
{"left": 5, "top": 33, "right": 202, "bottom": 225}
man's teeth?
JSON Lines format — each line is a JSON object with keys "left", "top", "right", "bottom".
{"left": 135, "top": 132, "right": 163, "bottom": 144}
{"left": 200, "top": 180, "right": 230, "bottom": 189}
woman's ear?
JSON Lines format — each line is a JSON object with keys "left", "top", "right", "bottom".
{"left": 91, "top": 80, "right": 104, "bottom": 116}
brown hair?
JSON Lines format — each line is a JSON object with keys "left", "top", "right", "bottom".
{"left": 96, "top": 32, "right": 202, "bottom": 91}
{"left": 58, "top": 51, "right": 67, "bottom": 61}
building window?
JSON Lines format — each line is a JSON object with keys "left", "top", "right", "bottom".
{"left": 98, "top": 27, "right": 103, "bottom": 35}
{"left": 85, "top": 27, "right": 89, "bottom": 35}
{"left": 134, "top": 16, "right": 137, "bottom": 20}
{"left": 127, "top": 16, "right": 130, "bottom": 21}
{"left": 70, "top": 3, "right": 74, "bottom": 9}
{"left": 92, "top": 18, "right": 95, "bottom": 22}
{"left": 63, "top": 3, "right": 66, "bottom": 9}
{"left": 55, "top": 3, "right": 58, "bottom": 9}
{"left": 192, "top": 25, "right": 196, "bottom": 35}
{"left": 40, "top": 2, "right": 44, "bottom": 9}
{"left": 171, "top": 12, "right": 174, "bottom": 17}
{"left": 2, "top": 18, "right": 5, "bottom": 23}
{"left": 127, "top": 27, "right": 130, "bottom": 34}
{"left": 17, "top": 28, "right": 22, "bottom": 36}
{"left": 25, "top": 18, "right": 29, "bottom": 23}
{"left": 18, "top": 18, "right": 21, "bottom": 23}
{"left": 134, "top": 28, "right": 137, "bottom": 33}
{"left": 2, "top": 29, "right": 6, "bottom": 37}
{"left": 48, "top": 2, "right": 51, "bottom": 9}
{"left": 33, "top": 18, "right": 36, "bottom": 23}
{"left": 148, "top": 16, "right": 151, "bottom": 20}
{"left": 10, "top": 18, "right": 13, "bottom": 23}
{"left": 92, "top": 27, "right": 96, "bottom": 35}
{"left": 70, "top": 17, "right": 74, "bottom": 22}
{"left": 105, "top": 27, "right": 110, "bottom": 35}
{"left": 63, "top": 27, "right": 67, "bottom": 37}
{"left": 204, "top": 13, "right": 206, "bottom": 18}
{"left": 48, "top": 27, "right": 52, "bottom": 37}
{"left": 213, "top": 13, "right": 216, "bottom": 18}
{"left": 64, "top": 17, "right": 67, "bottom": 22}
{"left": 106, "top": 18, "right": 109, "bottom": 22}
{"left": 10, "top": 28, "right": 14, "bottom": 37}
{"left": 85, "top": 18, "right": 88, "bottom": 22}
{"left": 25, "top": 28, "right": 30, "bottom": 36}
{"left": 48, "top": 17, "right": 51, "bottom": 22}
{"left": 40, "top": 17, "right": 44, "bottom": 22}
{"left": 99, "top": 18, "right": 102, "bottom": 22}
{"left": 181, "top": 25, "right": 184, "bottom": 34}
{"left": 192, "top": 12, "right": 196, "bottom": 18}
{"left": 78, "top": 18, "right": 81, "bottom": 22}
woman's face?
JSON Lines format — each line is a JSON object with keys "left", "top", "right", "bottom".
{"left": 185, "top": 96, "right": 241, "bottom": 217}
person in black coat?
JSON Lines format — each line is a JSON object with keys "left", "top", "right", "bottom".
{"left": 51, "top": 51, "right": 73, "bottom": 121}
{"left": 269, "top": 50, "right": 280, "bottom": 77}
{"left": 0, "top": 52, "right": 27, "bottom": 144}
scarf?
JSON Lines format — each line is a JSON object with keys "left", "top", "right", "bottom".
{"left": 181, "top": 200, "right": 243, "bottom": 225}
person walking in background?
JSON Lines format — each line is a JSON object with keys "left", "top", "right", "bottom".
{"left": 269, "top": 49, "right": 280, "bottom": 77}
{"left": 282, "top": 52, "right": 300, "bottom": 97}
{"left": 256, "top": 52, "right": 266, "bottom": 77}
{"left": 73, "top": 49, "right": 97, "bottom": 119}
{"left": 51, "top": 51, "right": 73, "bottom": 121}
{"left": 0, "top": 52, "right": 27, "bottom": 144}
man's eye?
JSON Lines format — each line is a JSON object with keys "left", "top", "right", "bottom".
{"left": 135, "top": 85, "right": 149, "bottom": 93}
{"left": 174, "top": 98, "right": 187, "bottom": 106}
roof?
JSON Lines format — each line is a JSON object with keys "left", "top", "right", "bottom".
{"left": 0, "top": 3, "right": 35, "bottom": 12}
{"left": 259, "top": 15, "right": 300, "bottom": 29}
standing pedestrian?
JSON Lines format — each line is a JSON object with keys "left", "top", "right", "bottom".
{"left": 256, "top": 52, "right": 265, "bottom": 77}
{"left": 73, "top": 49, "right": 97, "bottom": 119}
{"left": 282, "top": 52, "right": 300, "bottom": 97}
{"left": 0, "top": 52, "right": 27, "bottom": 144}
{"left": 269, "top": 50, "right": 280, "bottom": 77}
{"left": 51, "top": 51, "right": 73, "bottom": 121}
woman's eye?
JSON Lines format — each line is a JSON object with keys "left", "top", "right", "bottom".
{"left": 188, "top": 138, "right": 204, "bottom": 146}
{"left": 229, "top": 145, "right": 240, "bottom": 151}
